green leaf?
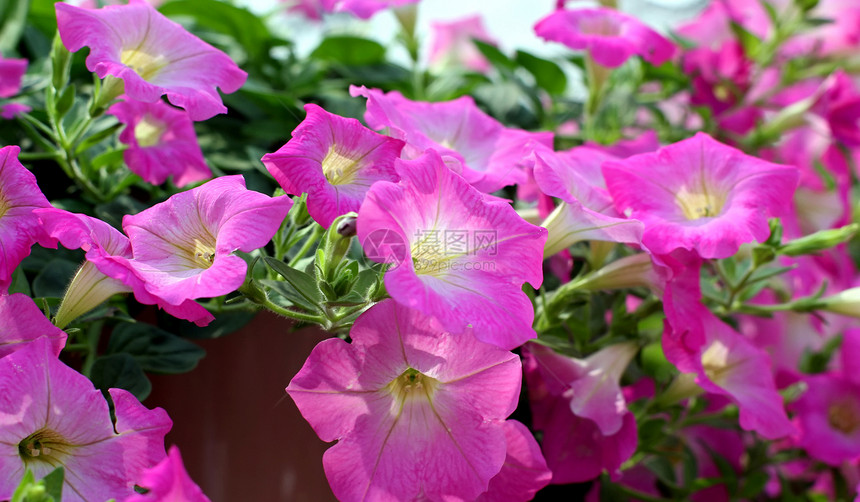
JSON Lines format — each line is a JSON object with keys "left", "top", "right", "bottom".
{"left": 90, "top": 353, "right": 151, "bottom": 401}
{"left": 167, "top": 310, "right": 256, "bottom": 339}
{"left": 515, "top": 50, "right": 567, "bottom": 95}
{"left": 260, "top": 279, "right": 319, "bottom": 313}
{"left": 264, "top": 257, "right": 323, "bottom": 310}
{"left": 472, "top": 40, "right": 516, "bottom": 71}
{"left": 107, "top": 323, "right": 206, "bottom": 374}
{"left": 33, "top": 259, "right": 79, "bottom": 299}
{"left": 739, "top": 470, "right": 770, "bottom": 499}
{"left": 730, "top": 21, "right": 762, "bottom": 59}
{"left": 41, "top": 468, "right": 64, "bottom": 501}
{"left": 312, "top": 36, "right": 386, "bottom": 66}
{"left": 0, "top": 0, "right": 30, "bottom": 53}
{"left": 9, "top": 266, "right": 30, "bottom": 296}
{"left": 158, "top": 0, "right": 269, "bottom": 63}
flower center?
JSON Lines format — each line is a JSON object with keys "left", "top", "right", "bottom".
{"left": 134, "top": 114, "right": 167, "bottom": 148}
{"left": 578, "top": 15, "right": 621, "bottom": 37}
{"left": 322, "top": 147, "right": 362, "bottom": 186}
{"left": 700, "top": 340, "right": 734, "bottom": 387}
{"left": 187, "top": 237, "right": 216, "bottom": 270}
{"left": 120, "top": 48, "right": 168, "bottom": 81}
{"left": 386, "top": 368, "right": 441, "bottom": 406}
{"left": 18, "top": 429, "right": 74, "bottom": 467}
{"left": 828, "top": 399, "right": 860, "bottom": 435}
{"left": 676, "top": 185, "right": 726, "bottom": 220}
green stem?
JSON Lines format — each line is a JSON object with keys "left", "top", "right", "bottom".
{"left": 259, "top": 297, "right": 324, "bottom": 324}
{"left": 288, "top": 224, "right": 324, "bottom": 268}
{"left": 613, "top": 483, "right": 672, "bottom": 502}
{"left": 81, "top": 320, "right": 104, "bottom": 377}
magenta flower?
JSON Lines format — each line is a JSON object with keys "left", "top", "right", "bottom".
{"left": 262, "top": 104, "right": 404, "bottom": 228}
{"left": 603, "top": 133, "right": 799, "bottom": 259}
{"left": 523, "top": 344, "right": 638, "bottom": 483}
{"left": 334, "top": 0, "right": 418, "bottom": 19}
{"left": 55, "top": 0, "right": 247, "bottom": 120}
{"left": 532, "top": 145, "right": 643, "bottom": 256}
{"left": 107, "top": 98, "right": 211, "bottom": 187}
{"left": 357, "top": 150, "right": 547, "bottom": 349}
{"left": 0, "top": 55, "right": 26, "bottom": 99}
{"left": 792, "top": 372, "right": 860, "bottom": 465}
{"left": 663, "top": 306, "right": 794, "bottom": 439}
{"left": 0, "top": 54, "right": 28, "bottom": 118}
{"left": 477, "top": 420, "right": 552, "bottom": 502}
{"left": 115, "top": 175, "right": 291, "bottom": 306}
{"left": 534, "top": 8, "right": 675, "bottom": 68}
{"left": 0, "top": 146, "right": 52, "bottom": 293}
{"left": 351, "top": 85, "right": 553, "bottom": 193}
{"left": 429, "top": 15, "right": 497, "bottom": 73}
{"left": 0, "top": 294, "right": 66, "bottom": 358}
{"left": 126, "top": 445, "right": 210, "bottom": 502}
{"left": 0, "top": 338, "right": 172, "bottom": 501}
{"left": 287, "top": 300, "right": 522, "bottom": 502}
{"left": 36, "top": 208, "right": 215, "bottom": 327}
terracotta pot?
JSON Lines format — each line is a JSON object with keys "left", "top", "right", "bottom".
{"left": 146, "top": 311, "right": 337, "bottom": 501}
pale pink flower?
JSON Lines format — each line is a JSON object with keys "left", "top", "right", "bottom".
{"left": 357, "top": 150, "right": 546, "bottom": 349}
{"left": 36, "top": 208, "right": 215, "bottom": 326}
{"left": 429, "top": 15, "right": 497, "bottom": 73}
{"left": 0, "top": 294, "right": 66, "bottom": 357}
{"left": 603, "top": 133, "right": 799, "bottom": 259}
{"left": 534, "top": 8, "right": 675, "bottom": 68}
{"left": 0, "top": 338, "right": 172, "bottom": 501}
{"left": 262, "top": 103, "right": 404, "bottom": 228}
{"left": 523, "top": 344, "right": 638, "bottom": 483}
{"left": 0, "top": 146, "right": 52, "bottom": 292}
{"left": 663, "top": 305, "right": 794, "bottom": 439}
{"left": 125, "top": 445, "right": 210, "bottom": 502}
{"left": 351, "top": 85, "right": 553, "bottom": 193}
{"left": 107, "top": 98, "right": 211, "bottom": 187}
{"left": 287, "top": 300, "right": 522, "bottom": 502}
{"left": 56, "top": 0, "right": 247, "bottom": 120}
{"left": 334, "top": 0, "right": 418, "bottom": 19}
{"left": 114, "top": 175, "right": 292, "bottom": 306}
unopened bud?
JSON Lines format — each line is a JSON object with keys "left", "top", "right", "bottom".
{"left": 779, "top": 223, "right": 858, "bottom": 257}
{"left": 55, "top": 261, "right": 131, "bottom": 329}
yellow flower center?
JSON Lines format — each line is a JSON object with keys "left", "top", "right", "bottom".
{"left": 322, "top": 147, "right": 362, "bottom": 186}
{"left": 18, "top": 429, "right": 74, "bottom": 468}
{"left": 700, "top": 340, "right": 735, "bottom": 387}
{"left": 828, "top": 399, "right": 860, "bottom": 435}
{"left": 676, "top": 184, "right": 726, "bottom": 220}
{"left": 134, "top": 115, "right": 167, "bottom": 148}
{"left": 386, "top": 368, "right": 441, "bottom": 406}
{"left": 187, "top": 237, "right": 217, "bottom": 270}
{"left": 120, "top": 48, "right": 168, "bottom": 81}
{"left": 0, "top": 193, "right": 8, "bottom": 220}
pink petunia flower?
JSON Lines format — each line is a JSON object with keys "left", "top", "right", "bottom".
{"left": 477, "top": 420, "right": 552, "bottom": 502}
{"left": 262, "top": 104, "right": 404, "bottom": 228}
{"left": 663, "top": 306, "right": 794, "bottom": 439}
{"left": 602, "top": 132, "right": 799, "bottom": 259}
{"left": 287, "top": 300, "right": 522, "bottom": 502}
{"left": 0, "top": 338, "right": 172, "bottom": 501}
{"left": 113, "top": 175, "right": 291, "bottom": 307}
{"left": 357, "top": 150, "right": 547, "bottom": 350}
{"left": 107, "top": 98, "right": 212, "bottom": 187}
{"left": 125, "top": 445, "right": 210, "bottom": 502}
{"left": 0, "top": 146, "right": 52, "bottom": 293}
{"left": 429, "top": 15, "right": 497, "bottom": 73}
{"left": 792, "top": 372, "right": 860, "bottom": 465}
{"left": 0, "top": 54, "right": 28, "bottom": 118}
{"left": 523, "top": 344, "right": 638, "bottom": 483}
{"left": 531, "top": 144, "right": 643, "bottom": 256}
{"left": 334, "top": 0, "right": 418, "bottom": 19}
{"left": 0, "top": 293, "right": 67, "bottom": 357}
{"left": 36, "top": 208, "right": 215, "bottom": 327}
{"left": 55, "top": 0, "right": 247, "bottom": 120}
{"left": 534, "top": 8, "right": 675, "bottom": 68}
{"left": 350, "top": 85, "right": 553, "bottom": 193}
{"left": 0, "top": 55, "right": 26, "bottom": 99}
